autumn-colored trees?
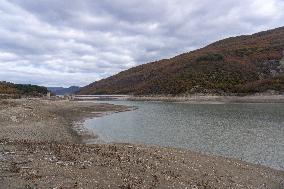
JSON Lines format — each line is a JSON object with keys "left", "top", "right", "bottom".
{"left": 78, "top": 26, "right": 284, "bottom": 95}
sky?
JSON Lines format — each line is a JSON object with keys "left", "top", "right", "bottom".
{"left": 0, "top": 0, "right": 284, "bottom": 87}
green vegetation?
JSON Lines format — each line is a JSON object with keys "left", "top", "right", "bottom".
{"left": 0, "top": 81, "right": 48, "bottom": 97}
{"left": 78, "top": 26, "right": 284, "bottom": 95}
{"left": 234, "top": 76, "right": 284, "bottom": 94}
{"left": 196, "top": 53, "right": 224, "bottom": 62}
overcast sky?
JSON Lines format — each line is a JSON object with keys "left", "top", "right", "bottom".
{"left": 0, "top": 0, "right": 284, "bottom": 87}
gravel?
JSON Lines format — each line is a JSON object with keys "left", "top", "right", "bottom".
{"left": 0, "top": 99, "right": 283, "bottom": 189}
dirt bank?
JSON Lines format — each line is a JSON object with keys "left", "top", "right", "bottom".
{"left": 128, "top": 95, "right": 284, "bottom": 103}
{"left": 0, "top": 99, "right": 283, "bottom": 189}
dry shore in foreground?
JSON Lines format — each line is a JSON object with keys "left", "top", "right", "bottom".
{"left": 0, "top": 99, "right": 283, "bottom": 189}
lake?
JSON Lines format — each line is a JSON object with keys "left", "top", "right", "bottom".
{"left": 84, "top": 100, "right": 284, "bottom": 170}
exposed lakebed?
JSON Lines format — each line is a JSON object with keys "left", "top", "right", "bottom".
{"left": 84, "top": 100, "right": 284, "bottom": 170}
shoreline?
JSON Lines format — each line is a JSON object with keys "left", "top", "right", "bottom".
{"left": 128, "top": 94, "right": 284, "bottom": 103}
{"left": 0, "top": 98, "right": 283, "bottom": 188}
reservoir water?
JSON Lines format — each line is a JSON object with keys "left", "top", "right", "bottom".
{"left": 84, "top": 100, "right": 284, "bottom": 170}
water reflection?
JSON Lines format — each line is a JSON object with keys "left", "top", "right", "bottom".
{"left": 84, "top": 101, "right": 284, "bottom": 170}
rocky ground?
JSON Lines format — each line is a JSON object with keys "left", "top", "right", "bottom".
{"left": 0, "top": 99, "right": 283, "bottom": 189}
{"left": 0, "top": 99, "right": 128, "bottom": 143}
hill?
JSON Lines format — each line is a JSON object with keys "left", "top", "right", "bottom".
{"left": 47, "top": 86, "right": 80, "bottom": 95}
{"left": 0, "top": 81, "right": 48, "bottom": 98}
{"left": 78, "top": 27, "right": 284, "bottom": 95}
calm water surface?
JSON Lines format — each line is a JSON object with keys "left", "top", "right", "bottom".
{"left": 84, "top": 100, "right": 284, "bottom": 170}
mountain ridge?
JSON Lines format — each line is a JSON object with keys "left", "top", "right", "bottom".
{"left": 78, "top": 26, "right": 284, "bottom": 95}
{"left": 47, "top": 86, "right": 80, "bottom": 95}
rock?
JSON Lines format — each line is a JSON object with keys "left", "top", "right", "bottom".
{"left": 10, "top": 116, "right": 18, "bottom": 122}
{"left": 0, "top": 153, "right": 6, "bottom": 161}
{"left": 10, "top": 162, "right": 20, "bottom": 173}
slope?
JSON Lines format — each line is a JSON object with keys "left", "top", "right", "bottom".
{"left": 78, "top": 27, "right": 284, "bottom": 95}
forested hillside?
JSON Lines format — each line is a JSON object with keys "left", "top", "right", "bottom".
{"left": 78, "top": 27, "right": 284, "bottom": 95}
{"left": 0, "top": 81, "right": 48, "bottom": 97}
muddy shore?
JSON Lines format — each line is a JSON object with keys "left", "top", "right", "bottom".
{"left": 0, "top": 99, "right": 283, "bottom": 189}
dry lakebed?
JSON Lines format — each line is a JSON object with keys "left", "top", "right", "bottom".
{"left": 0, "top": 99, "right": 283, "bottom": 189}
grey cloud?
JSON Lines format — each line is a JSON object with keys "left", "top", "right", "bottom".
{"left": 1, "top": 0, "right": 284, "bottom": 87}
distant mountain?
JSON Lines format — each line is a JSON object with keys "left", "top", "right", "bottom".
{"left": 78, "top": 26, "right": 284, "bottom": 95}
{"left": 48, "top": 86, "right": 80, "bottom": 95}
{"left": 0, "top": 81, "right": 48, "bottom": 97}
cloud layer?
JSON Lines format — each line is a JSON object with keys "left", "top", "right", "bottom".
{"left": 0, "top": 0, "right": 284, "bottom": 86}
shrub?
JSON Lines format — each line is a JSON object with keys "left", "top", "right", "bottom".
{"left": 196, "top": 54, "right": 224, "bottom": 62}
